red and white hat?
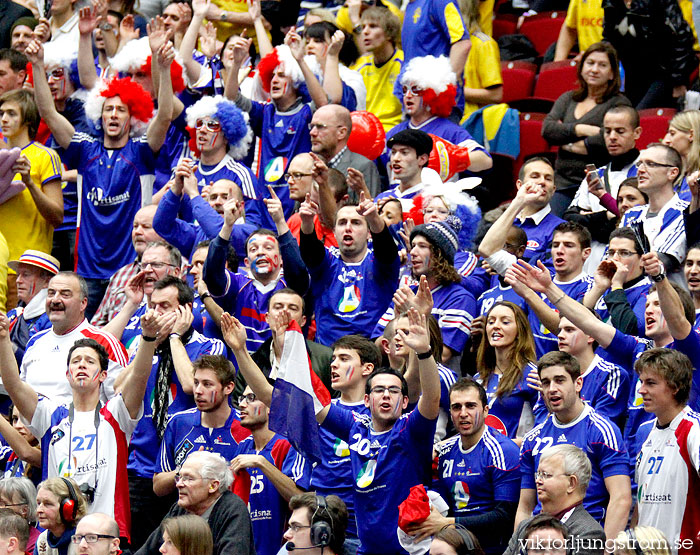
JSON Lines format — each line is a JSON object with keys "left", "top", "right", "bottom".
{"left": 8, "top": 250, "right": 60, "bottom": 274}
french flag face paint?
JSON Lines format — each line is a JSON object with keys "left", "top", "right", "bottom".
{"left": 345, "top": 366, "right": 355, "bottom": 382}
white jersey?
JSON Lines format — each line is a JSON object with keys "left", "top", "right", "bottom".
{"left": 18, "top": 319, "right": 128, "bottom": 404}
{"left": 29, "top": 395, "right": 141, "bottom": 541}
{"left": 635, "top": 406, "right": 700, "bottom": 554}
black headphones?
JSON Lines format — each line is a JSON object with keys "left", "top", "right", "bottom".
{"left": 310, "top": 495, "right": 333, "bottom": 548}
{"left": 626, "top": 529, "right": 644, "bottom": 555}
{"left": 450, "top": 524, "right": 478, "bottom": 554}
{"left": 59, "top": 478, "right": 79, "bottom": 524}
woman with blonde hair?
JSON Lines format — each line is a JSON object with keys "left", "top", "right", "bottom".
{"left": 614, "top": 527, "right": 671, "bottom": 555}
{"left": 662, "top": 109, "right": 700, "bottom": 202}
{"left": 34, "top": 477, "right": 87, "bottom": 555}
{"left": 475, "top": 301, "right": 542, "bottom": 443}
{"left": 159, "top": 515, "right": 213, "bottom": 555}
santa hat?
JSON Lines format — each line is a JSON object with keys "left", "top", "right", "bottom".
{"left": 185, "top": 95, "right": 253, "bottom": 160}
{"left": 83, "top": 76, "right": 154, "bottom": 137}
{"left": 109, "top": 37, "right": 186, "bottom": 94}
{"left": 256, "top": 45, "right": 304, "bottom": 93}
{"left": 400, "top": 56, "right": 457, "bottom": 118}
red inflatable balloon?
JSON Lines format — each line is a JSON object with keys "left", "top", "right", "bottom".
{"left": 347, "top": 111, "right": 386, "bottom": 161}
{"left": 427, "top": 134, "right": 472, "bottom": 181}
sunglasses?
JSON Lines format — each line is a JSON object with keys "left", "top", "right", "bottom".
{"left": 402, "top": 85, "right": 423, "bottom": 96}
{"left": 47, "top": 67, "right": 65, "bottom": 79}
{"left": 195, "top": 118, "right": 222, "bottom": 132}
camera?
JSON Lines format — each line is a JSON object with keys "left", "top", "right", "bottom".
{"left": 79, "top": 483, "right": 96, "bottom": 504}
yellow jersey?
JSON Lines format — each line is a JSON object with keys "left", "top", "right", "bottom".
{"left": 462, "top": 31, "right": 502, "bottom": 120}
{"left": 0, "top": 141, "right": 62, "bottom": 270}
{"left": 351, "top": 49, "right": 404, "bottom": 133}
{"left": 563, "top": 0, "right": 603, "bottom": 53}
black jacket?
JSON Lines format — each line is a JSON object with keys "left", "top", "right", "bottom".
{"left": 603, "top": 0, "right": 697, "bottom": 86}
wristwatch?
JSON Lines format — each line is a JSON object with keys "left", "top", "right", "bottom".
{"left": 220, "top": 12, "right": 228, "bottom": 21}
{"left": 352, "top": 24, "right": 362, "bottom": 34}
{"left": 200, "top": 292, "right": 212, "bottom": 301}
{"left": 650, "top": 272, "right": 666, "bottom": 282}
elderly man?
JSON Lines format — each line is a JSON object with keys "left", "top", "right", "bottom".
{"left": 72, "top": 513, "right": 121, "bottom": 555}
{"left": 309, "top": 104, "right": 381, "bottom": 197}
{"left": 91, "top": 205, "right": 162, "bottom": 328}
{"left": 136, "top": 451, "right": 255, "bottom": 555}
{"left": 16, "top": 271, "right": 127, "bottom": 405}
{"left": 505, "top": 445, "right": 606, "bottom": 555}
{"left": 0, "top": 508, "right": 28, "bottom": 555}
{"left": 5, "top": 250, "right": 59, "bottom": 365}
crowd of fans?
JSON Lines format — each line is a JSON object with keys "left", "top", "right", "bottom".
{"left": 0, "top": 0, "right": 698, "bottom": 554}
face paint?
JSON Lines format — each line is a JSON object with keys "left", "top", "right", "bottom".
{"left": 210, "top": 391, "right": 217, "bottom": 404}
{"left": 208, "top": 131, "right": 219, "bottom": 149}
{"left": 393, "top": 398, "right": 402, "bottom": 417}
{"left": 253, "top": 405, "right": 261, "bottom": 417}
{"left": 345, "top": 366, "right": 355, "bottom": 381}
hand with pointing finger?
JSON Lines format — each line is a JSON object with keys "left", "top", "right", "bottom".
{"left": 299, "top": 193, "right": 318, "bottom": 235}
{"left": 264, "top": 185, "right": 290, "bottom": 234}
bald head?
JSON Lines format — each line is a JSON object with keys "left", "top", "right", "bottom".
{"left": 309, "top": 105, "right": 352, "bottom": 159}
{"left": 75, "top": 513, "right": 120, "bottom": 554}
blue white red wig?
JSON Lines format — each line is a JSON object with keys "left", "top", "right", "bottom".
{"left": 185, "top": 95, "right": 253, "bottom": 160}
{"left": 400, "top": 56, "right": 457, "bottom": 118}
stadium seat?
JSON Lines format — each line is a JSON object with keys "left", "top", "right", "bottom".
{"left": 533, "top": 60, "right": 579, "bottom": 102}
{"left": 638, "top": 108, "right": 676, "bottom": 149}
{"left": 515, "top": 112, "right": 555, "bottom": 180}
{"left": 493, "top": 14, "right": 518, "bottom": 39}
{"left": 519, "top": 11, "right": 566, "bottom": 56}
{"left": 501, "top": 61, "right": 537, "bottom": 104}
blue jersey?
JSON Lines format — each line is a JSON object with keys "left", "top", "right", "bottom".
{"left": 310, "top": 399, "right": 371, "bottom": 540}
{"left": 249, "top": 100, "right": 314, "bottom": 226}
{"left": 237, "top": 434, "right": 310, "bottom": 555}
{"left": 476, "top": 362, "right": 541, "bottom": 440}
{"left": 594, "top": 277, "right": 651, "bottom": 337}
{"left": 156, "top": 407, "right": 250, "bottom": 472}
{"left": 310, "top": 245, "right": 400, "bottom": 347}
{"left": 477, "top": 281, "right": 527, "bottom": 316}
{"left": 155, "top": 111, "right": 189, "bottom": 191}
{"left": 6, "top": 306, "right": 52, "bottom": 365}
{"left": 387, "top": 117, "right": 477, "bottom": 149}
{"left": 403, "top": 0, "right": 468, "bottom": 61}
{"left": 127, "top": 331, "right": 226, "bottom": 477}
{"left": 373, "top": 281, "right": 476, "bottom": 353}
{"left": 456, "top": 251, "right": 490, "bottom": 299}
{"left": 63, "top": 132, "right": 156, "bottom": 279}
{"left": 322, "top": 406, "right": 436, "bottom": 555}
{"left": 435, "top": 429, "right": 520, "bottom": 554}
{"left": 192, "top": 154, "right": 264, "bottom": 228}
{"left": 579, "top": 355, "right": 630, "bottom": 428}
{"left": 515, "top": 209, "right": 564, "bottom": 271}
{"left": 530, "top": 274, "right": 593, "bottom": 357}
{"left": 519, "top": 404, "right": 628, "bottom": 523}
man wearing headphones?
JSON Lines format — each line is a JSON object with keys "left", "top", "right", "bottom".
{"left": 282, "top": 493, "right": 348, "bottom": 555}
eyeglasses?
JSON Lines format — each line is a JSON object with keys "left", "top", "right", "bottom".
{"left": 607, "top": 249, "right": 637, "bottom": 258}
{"left": 71, "top": 534, "right": 117, "bottom": 544}
{"left": 634, "top": 159, "right": 675, "bottom": 170}
{"left": 195, "top": 118, "right": 222, "bottom": 132}
{"left": 238, "top": 393, "right": 257, "bottom": 405}
{"left": 46, "top": 67, "right": 65, "bottom": 79}
{"left": 0, "top": 502, "right": 26, "bottom": 508}
{"left": 369, "top": 385, "right": 402, "bottom": 396}
{"left": 288, "top": 523, "right": 312, "bottom": 533}
{"left": 307, "top": 123, "right": 342, "bottom": 131}
{"left": 137, "top": 261, "right": 176, "bottom": 271}
{"left": 284, "top": 172, "right": 313, "bottom": 182}
{"left": 534, "top": 471, "right": 570, "bottom": 482}
{"left": 174, "top": 473, "right": 201, "bottom": 485}
{"left": 402, "top": 85, "right": 423, "bottom": 96}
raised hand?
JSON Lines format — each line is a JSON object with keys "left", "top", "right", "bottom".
{"left": 222, "top": 198, "right": 244, "bottom": 227}
{"left": 641, "top": 252, "right": 664, "bottom": 278}
{"left": 247, "top": 0, "right": 261, "bottom": 21}
{"left": 171, "top": 304, "right": 194, "bottom": 336}
{"left": 192, "top": 0, "right": 210, "bottom": 18}
{"left": 0, "top": 313, "right": 10, "bottom": 340}
{"left": 24, "top": 39, "right": 44, "bottom": 67}
{"left": 156, "top": 38, "right": 176, "bottom": 68}
{"left": 199, "top": 22, "right": 217, "bottom": 58}
{"left": 393, "top": 284, "right": 417, "bottom": 314}
{"left": 221, "top": 312, "right": 247, "bottom": 352}
{"left": 413, "top": 274, "right": 433, "bottom": 316}
{"left": 346, "top": 167, "right": 370, "bottom": 197}
{"left": 264, "top": 185, "right": 285, "bottom": 224}
{"left": 299, "top": 193, "right": 318, "bottom": 225}
{"left": 284, "top": 29, "right": 305, "bottom": 61}
{"left": 140, "top": 308, "right": 161, "bottom": 338}
{"left": 148, "top": 15, "right": 171, "bottom": 53}
{"left": 396, "top": 308, "right": 431, "bottom": 355}
{"left": 309, "top": 152, "right": 329, "bottom": 188}
{"left": 356, "top": 191, "right": 377, "bottom": 219}
{"left": 78, "top": 5, "right": 100, "bottom": 36}
{"left": 120, "top": 14, "right": 140, "bottom": 44}
{"left": 507, "top": 260, "right": 552, "bottom": 294}
{"left": 327, "top": 30, "right": 344, "bottom": 57}
{"left": 231, "top": 32, "right": 252, "bottom": 66}
{"left": 33, "top": 19, "right": 51, "bottom": 43}
{"left": 124, "top": 271, "right": 146, "bottom": 306}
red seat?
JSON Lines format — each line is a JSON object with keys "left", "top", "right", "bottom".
{"left": 638, "top": 108, "right": 676, "bottom": 149}
{"left": 515, "top": 112, "right": 554, "bottom": 179}
{"left": 501, "top": 61, "right": 537, "bottom": 104}
{"left": 519, "top": 11, "right": 566, "bottom": 55}
{"left": 493, "top": 14, "right": 518, "bottom": 39}
{"left": 533, "top": 60, "right": 579, "bottom": 102}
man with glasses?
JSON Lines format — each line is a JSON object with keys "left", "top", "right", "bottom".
{"left": 582, "top": 227, "right": 651, "bottom": 337}
{"left": 71, "top": 513, "right": 121, "bottom": 555}
{"left": 137, "top": 451, "right": 255, "bottom": 555}
{"left": 153, "top": 355, "right": 249, "bottom": 497}
{"left": 232, "top": 386, "right": 311, "bottom": 555}
{"left": 505, "top": 447, "right": 605, "bottom": 555}
{"left": 309, "top": 105, "right": 381, "bottom": 198}
{"left": 514, "top": 352, "right": 631, "bottom": 542}
{"left": 621, "top": 143, "right": 688, "bottom": 284}
{"left": 282, "top": 492, "right": 348, "bottom": 555}
{"left": 566, "top": 105, "right": 642, "bottom": 272}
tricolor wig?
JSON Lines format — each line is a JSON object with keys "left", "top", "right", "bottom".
{"left": 83, "top": 76, "right": 154, "bottom": 137}
{"left": 108, "top": 36, "right": 186, "bottom": 94}
{"left": 256, "top": 45, "right": 304, "bottom": 93}
{"left": 400, "top": 56, "right": 457, "bottom": 118}
{"left": 185, "top": 95, "right": 253, "bottom": 160}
